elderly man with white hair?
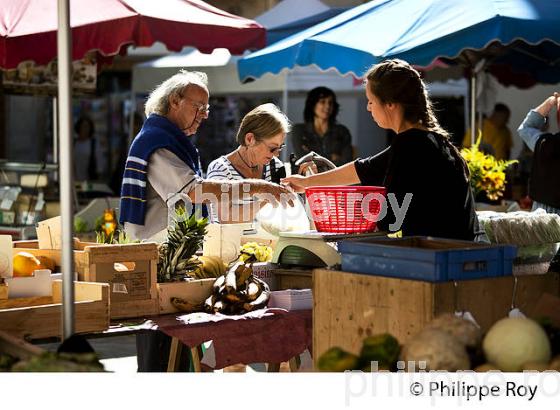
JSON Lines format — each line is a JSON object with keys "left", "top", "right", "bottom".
{"left": 120, "top": 71, "right": 294, "bottom": 372}
{"left": 120, "top": 70, "right": 292, "bottom": 240}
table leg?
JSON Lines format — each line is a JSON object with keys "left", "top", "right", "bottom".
{"left": 288, "top": 356, "right": 300, "bottom": 372}
{"left": 267, "top": 362, "right": 280, "bottom": 372}
{"left": 267, "top": 357, "right": 301, "bottom": 373}
{"left": 167, "top": 337, "right": 183, "bottom": 372}
{"left": 190, "top": 346, "right": 202, "bottom": 372}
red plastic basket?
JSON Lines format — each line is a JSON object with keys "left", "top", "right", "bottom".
{"left": 305, "top": 186, "right": 387, "bottom": 234}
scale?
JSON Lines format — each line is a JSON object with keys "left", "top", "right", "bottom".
{"left": 272, "top": 230, "right": 387, "bottom": 268}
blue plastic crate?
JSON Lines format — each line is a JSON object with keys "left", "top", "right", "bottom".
{"left": 338, "top": 236, "right": 517, "bottom": 282}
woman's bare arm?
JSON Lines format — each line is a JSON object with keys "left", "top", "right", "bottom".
{"left": 281, "top": 162, "right": 360, "bottom": 193}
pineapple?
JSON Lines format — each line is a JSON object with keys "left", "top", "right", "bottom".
{"left": 157, "top": 207, "right": 208, "bottom": 282}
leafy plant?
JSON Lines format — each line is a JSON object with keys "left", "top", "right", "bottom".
{"left": 73, "top": 217, "right": 89, "bottom": 233}
{"left": 460, "top": 134, "right": 517, "bottom": 201}
{"left": 94, "top": 214, "right": 105, "bottom": 233}
{"left": 157, "top": 207, "right": 209, "bottom": 283}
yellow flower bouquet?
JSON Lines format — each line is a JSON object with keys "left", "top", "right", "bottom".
{"left": 460, "top": 135, "right": 517, "bottom": 201}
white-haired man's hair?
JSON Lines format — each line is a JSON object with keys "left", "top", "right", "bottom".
{"left": 144, "top": 70, "right": 208, "bottom": 117}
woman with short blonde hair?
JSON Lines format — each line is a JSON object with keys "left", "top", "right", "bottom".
{"left": 207, "top": 103, "right": 291, "bottom": 222}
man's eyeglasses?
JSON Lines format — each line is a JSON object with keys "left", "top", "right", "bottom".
{"left": 186, "top": 98, "right": 210, "bottom": 115}
{"left": 262, "top": 142, "right": 286, "bottom": 155}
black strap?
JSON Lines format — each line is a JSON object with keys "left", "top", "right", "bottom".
{"left": 269, "top": 159, "right": 286, "bottom": 184}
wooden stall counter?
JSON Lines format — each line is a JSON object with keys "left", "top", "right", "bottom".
{"left": 313, "top": 268, "right": 560, "bottom": 366}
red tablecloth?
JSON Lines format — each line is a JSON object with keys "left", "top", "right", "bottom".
{"left": 149, "top": 308, "right": 312, "bottom": 370}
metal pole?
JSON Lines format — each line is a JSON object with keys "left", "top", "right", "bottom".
{"left": 281, "top": 72, "right": 288, "bottom": 162}
{"left": 57, "top": 0, "right": 75, "bottom": 339}
{"left": 470, "top": 72, "right": 476, "bottom": 146}
{"left": 52, "top": 96, "right": 58, "bottom": 182}
{"left": 463, "top": 89, "right": 469, "bottom": 137}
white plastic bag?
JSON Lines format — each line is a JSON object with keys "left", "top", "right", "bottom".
{"left": 256, "top": 199, "right": 310, "bottom": 237}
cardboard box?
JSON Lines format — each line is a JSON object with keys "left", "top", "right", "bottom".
{"left": 252, "top": 262, "right": 277, "bottom": 290}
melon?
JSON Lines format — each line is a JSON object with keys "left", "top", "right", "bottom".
{"left": 483, "top": 317, "right": 551, "bottom": 372}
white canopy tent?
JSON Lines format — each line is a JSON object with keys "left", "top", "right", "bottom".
{"left": 255, "top": 0, "right": 330, "bottom": 28}
{"left": 133, "top": 49, "right": 286, "bottom": 96}
{"left": 132, "top": 48, "right": 364, "bottom": 96}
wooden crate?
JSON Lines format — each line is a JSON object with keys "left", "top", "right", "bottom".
{"left": 79, "top": 243, "right": 159, "bottom": 319}
{"left": 313, "top": 269, "right": 560, "bottom": 365}
{"left": 157, "top": 279, "right": 214, "bottom": 314}
{"left": 0, "top": 280, "right": 109, "bottom": 340}
{"left": 13, "top": 240, "right": 159, "bottom": 319}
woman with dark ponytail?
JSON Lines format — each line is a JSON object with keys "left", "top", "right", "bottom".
{"left": 283, "top": 59, "right": 478, "bottom": 240}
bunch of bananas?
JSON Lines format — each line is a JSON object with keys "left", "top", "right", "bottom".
{"left": 191, "top": 255, "right": 227, "bottom": 279}
{"left": 172, "top": 260, "right": 270, "bottom": 314}
{"left": 239, "top": 242, "right": 273, "bottom": 263}
{"left": 204, "top": 260, "right": 270, "bottom": 315}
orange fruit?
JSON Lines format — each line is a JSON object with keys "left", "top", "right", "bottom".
{"left": 13, "top": 252, "right": 41, "bottom": 277}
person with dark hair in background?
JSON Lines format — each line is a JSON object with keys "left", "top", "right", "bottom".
{"left": 290, "top": 86, "right": 353, "bottom": 166}
{"left": 110, "top": 112, "right": 144, "bottom": 195}
{"left": 462, "top": 103, "right": 513, "bottom": 160}
{"left": 74, "top": 115, "right": 97, "bottom": 181}
{"left": 283, "top": 59, "right": 478, "bottom": 240}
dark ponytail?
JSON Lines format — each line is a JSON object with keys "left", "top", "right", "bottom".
{"left": 419, "top": 91, "right": 470, "bottom": 183}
